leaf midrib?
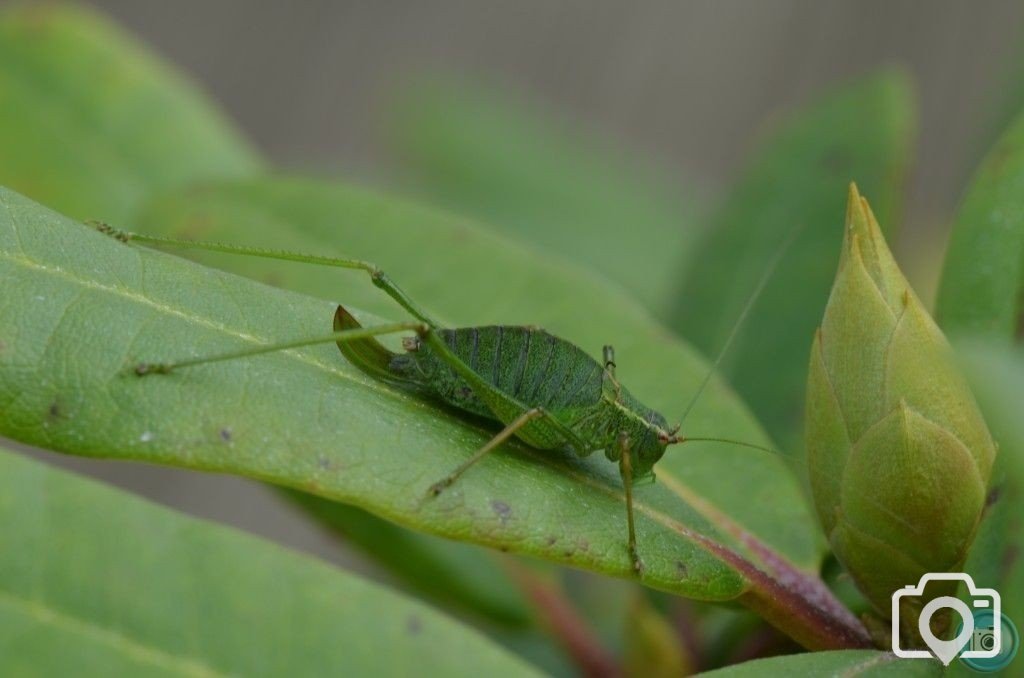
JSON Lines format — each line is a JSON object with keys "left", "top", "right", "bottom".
{"left": 0, "top": 589, "right": 225, "bottom": 677}
{"left": 2, "top": 241, "right": 771, "bottom": 590}
{"left": 838, "top": 652, "right": 899, "bottom": 677}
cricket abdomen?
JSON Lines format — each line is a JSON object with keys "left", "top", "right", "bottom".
{"left": 395, "top": 326, "right": 606, "bottom": 424}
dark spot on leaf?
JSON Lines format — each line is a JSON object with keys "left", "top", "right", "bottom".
{"left": 406, "top": 615, "right": 422, "bottom": 635}
{"left": 676, "top": 561, "right": 689, "bottom": 578}
{"left": 986, "top": 485, "right": 1003, "bottom": 508}
{"left": 458, "top": 386, "right": 473, "bottom": 399}
{"left": 491, "top": 500, "right": 511, "bottom": 524}
{"left": 48, "top": 402, "right": 61, "bottom": 419}
{"left": 498, "top": 545, "right": 509, "bottom": 552}
{"left": 577, "top": 539, "right": 590, "bottom": 552}
{"left": 546, "top": 536, "right": 558, "bottom": 546}
{"left": 318, "top": 455, "right": 332, "bottom": 470}
{"left": 219, "top": 428, "right": 232, "bottom": 443}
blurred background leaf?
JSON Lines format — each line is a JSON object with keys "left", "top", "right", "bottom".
{"left": 0, "top": 4, "right": 262, "bottom": 224}
{"left": 283, "top": 491, "right": 530, "bottom": 627}
{"left": 622, "top": 592, "right": 692, "bottom": 677}
{"left": 937, "top": 96, "right": 1024, "bottom": 658}
{"left": 0, "top": 447, "right": 540, "bottom": 677}
{"left": 671, "top": 71, "right": 915, "bottom": 445}
{"left": 695, "top": 650, "right": 941, "bottom": 677}
{"left": 956, "top": 342, "right": 1024, "bottom": 630}
{"left": 387, "top": 78, "right": 700, "bottom": 315}
{"left": 936, "top": 105, "right": 1024, "bottom": 341}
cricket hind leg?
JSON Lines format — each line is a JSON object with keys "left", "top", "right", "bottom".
{"left": 427, "top": 403, "right": 591, "bottom": 492}
{"left": 602, "top": 345, "right": 616, "bottom": 375}
{"left": 90, "top": 222, "right": 439, "bottom": 326}
{"left": 602, "top": 344, "right": 622, "bottom": 399}
{"left": 134, "top": 320, "right": 426, "bottom": 375}
{"left": 427, "top": 407, "right": 546, "bottom": 496}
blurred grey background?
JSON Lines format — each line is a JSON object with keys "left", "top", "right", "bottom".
{"left": 18, "top": 0, "right": 1024, "bottom": 573}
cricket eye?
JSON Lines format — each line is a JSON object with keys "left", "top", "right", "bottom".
{"left": 658, "top": 432, "right": 670, "bottom": 444}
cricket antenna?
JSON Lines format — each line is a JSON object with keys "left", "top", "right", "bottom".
{"left": 677, "top": 225, "right": 802, "bottom": 428}
{"left": 663, "top": 435, "right": 781, "bottom": 457}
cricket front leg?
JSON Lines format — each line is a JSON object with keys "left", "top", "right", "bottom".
{"left": 133, "top": 322, "right": 426, "bottom": 375}
{"left": 617, "top": 431, "right": 644, "bottom": 576}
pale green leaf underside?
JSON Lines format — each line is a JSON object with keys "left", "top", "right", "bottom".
{"left": 1, "top": 185, "right": 817, "bottom": 599}
{"left": 0, "top": 448, "right": 538, "bottom": 677}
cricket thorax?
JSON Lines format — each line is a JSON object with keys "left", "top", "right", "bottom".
{"left": 602, "top": 395, "right": 672, "bottom": 480}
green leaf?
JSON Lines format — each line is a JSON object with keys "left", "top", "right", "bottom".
{"left": 283, "top": 491, "right": 532, "bottom": 626}
{"left": 936, "top": 109, "right": 1024, "bottom": 340}
{"left": 387, "top": 79, "right": 698, "bottom": 313}
{"left": 622, "top": 593, "right": 692, "bottom": 676}
{"left": 0, "top": 447, "right": 539, "bottom": 677}
{"left": 963, "top": 42, "right": 1024, "bottom": 188}
{"left": 671, "top": 70, "right": 914, "bottom": 442}
{"left": 0, "top": 184, "right": 850, "bottom": 648}
{"left": 696, "top": 651, "right": 941, "bottom": 677}
{"left": 958, "top": 342, "right": 1024, "bottom": 491}
{"left": 956, "top": 341, "right": 1024, "bottom": 622}
{"left": 0, "top": 4, "right": 261, "bottom": 224}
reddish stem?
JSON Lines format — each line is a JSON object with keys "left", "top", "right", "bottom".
{"left": 505, "top": 563, "right": 620, "bottom": 678}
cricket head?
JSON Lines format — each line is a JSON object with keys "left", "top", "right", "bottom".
{"left": 629, "top": 409, "right": 681, "bottom": 483}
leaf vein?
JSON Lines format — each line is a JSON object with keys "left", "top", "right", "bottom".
{"left": 0, "top": 590, "right": 228, "bottom": 677}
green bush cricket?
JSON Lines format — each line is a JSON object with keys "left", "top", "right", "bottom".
{"left": 95, "top": 223, "right": 782, "bottom": 575}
